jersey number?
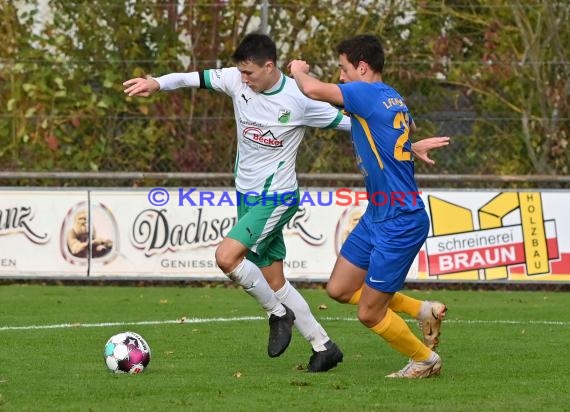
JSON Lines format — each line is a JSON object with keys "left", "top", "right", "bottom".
{"left": 393, "top": 112, "right": 411, "bottom": 161}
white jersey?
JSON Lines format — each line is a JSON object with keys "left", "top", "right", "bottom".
{"left": 203, "top": 68, "right": 344, "bottom": 193}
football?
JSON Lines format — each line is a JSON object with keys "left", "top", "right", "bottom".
{"left": 104, "top": 331, "right": 151, "bottom": 374}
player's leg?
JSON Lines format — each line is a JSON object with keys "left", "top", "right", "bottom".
{"left": 260, "top": 251, "right": 343, "bottom": 372}
{"left": 220, "top": 193, "right": 295, "bottom": 358}
{"left": 215, "top": 237, "right": 287, "bottom": 319}
{"left": 364, "top": 209, "right": 440, "bottom": 378}
{"left": 327, "top": 215, "right": 437, "bottom": 377}
{"left": 327, "top": 215, "right": 370, "bottom": 305}
{"left": 327, "top": 256, "right": 368, "bottom": 304}
{"left": 244, "top": 190, "right": 341, "bottom": 367}
{"left": 344, "top": 289, "right": 447, "bottom": 351}
{"left": 389, "top": 292, "right": 422, "bottom": 316}
{"left": 359, "top": 286, "right": 440, "bottom": 378}
{"left": 370, "top": 291, "right": 447, "bottom": 351}
{"left": 356, "top": 290, "right": 420, "bottom": 315}
{"left": 328, "top": 247, "right": 435, "bottom": 372}
{"left": 384, "top": 255, "right": 447, "bottom": 350}
{"left": 337, "top": 216, "right": 447, "bottom": 351}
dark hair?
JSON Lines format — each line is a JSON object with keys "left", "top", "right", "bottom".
{"left": 336, "top": 34, "right": 385, "bottom": 74}
{"left": 231, "top": 33, "right": 277, "bottom": 66}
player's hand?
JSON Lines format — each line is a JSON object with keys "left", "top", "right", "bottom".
{"left": 123, "top": 77, "right": 160, "bottom": 97}
{"left": 411, "top": 136, "right": 450, "bottom": 166}
{"left": 288, "top": 60, "right": 310, "bottom": 77}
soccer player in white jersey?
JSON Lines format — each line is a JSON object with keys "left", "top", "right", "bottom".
{"left": 123, "top": 33, "right": 448, "bottom": 372}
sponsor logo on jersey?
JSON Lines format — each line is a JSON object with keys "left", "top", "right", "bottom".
{"left": 278, "top": 109, "right": 291, "bottom": 124}
{"left": 243, "top": 127, "right": 284, "bottom": 148}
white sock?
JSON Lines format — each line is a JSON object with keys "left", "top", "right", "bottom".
{"left": 226, "top": 259, "right": 285, "bottom": 317}
{"left": 275, "top": 281, "right": 330, "bottom": 351}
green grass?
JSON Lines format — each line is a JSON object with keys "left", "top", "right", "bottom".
{"left": 1, "top": 285, "right": 569, "bottom": 411}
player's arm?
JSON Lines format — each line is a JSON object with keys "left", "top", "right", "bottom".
{"left": 335, "top": 115, "right": 351, "bottom": 132}
{"left": 123, "top": 72, "right": 203, "bottom": 97}
{"left": 411, "top": 137, "right": 450, "bottom": 165}
{"left": 408, "top": 118, "right": 451, "bottom": 165}
{"left": 289, "top": 60, "right": 344, "bottom": 107}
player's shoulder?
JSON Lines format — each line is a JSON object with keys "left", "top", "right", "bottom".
{"left": 211, "top": 66, "right": 239, "bottom": 74}
{"left": 206, "top": 66, "right": 240, "bottom": 81}
{"left": 205, "top": 67, "right": 245, "bottom": 94}
{"left": 343, "top": 81, "right": 401, "bottom": 94}
{"left": 377, "top": 82, "right": 404, "bottom": 98}
{"left": 339, "top": 81, "right": 378, "bottom": 100}
{"left": 283, "top": 75, "right": 307, "bottom": 96}
{"left": 278, "top": 76, "right": 315, "bottom": 105}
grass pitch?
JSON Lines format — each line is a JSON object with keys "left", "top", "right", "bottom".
{"left": 0, "top": 285, "right": 569, "bottom": 411}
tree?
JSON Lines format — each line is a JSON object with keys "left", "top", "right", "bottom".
{"left": 1, "top": 0, "right": 567, "bottom": 181}
{"left": 417, "top": 0, "right": 569, "bottom": 174}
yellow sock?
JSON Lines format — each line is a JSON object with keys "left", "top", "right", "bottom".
{"left": 389, "top": 292, "right": 422, "bottom": 318}
{"left": 370, "top": 309, "right": 431, "bottom": 361}
{"left": 348, "top": 286, "right": 363, "bottom": 305}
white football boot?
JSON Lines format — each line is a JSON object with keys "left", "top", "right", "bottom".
{"left": 417, "top": 301, "right": 447, "bottom": 351}
{"left": 386, "top": 352, "right": 442, "bottom": 379}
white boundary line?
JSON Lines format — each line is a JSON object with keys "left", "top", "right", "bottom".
{"left": 1, "top": 316, "right": 569, "bottom": 331}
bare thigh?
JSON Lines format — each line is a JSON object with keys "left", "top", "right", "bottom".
{"left": 327, "top": 255, "right": 393, "bottom": 327}
{"left": 326, "top": 255, "right": 367, "bottom": 303}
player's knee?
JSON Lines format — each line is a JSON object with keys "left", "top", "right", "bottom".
{"left": 357, "top": 307, "right": 377, "bottom": 328}
{"left": 266, "top": 275, "right": 286, "bottom": 292}
{"left": 326, "top": 282, "right": 346, "bottom": 303}
{"left": 357, "top": 305, "right": 387, "bottom": 328}
{"left": 215, "top": 246, "right": 239, "bottom": 274}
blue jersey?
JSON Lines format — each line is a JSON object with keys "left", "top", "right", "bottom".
{"left": 338, "top": 81, "right": 424, "bottom": 222}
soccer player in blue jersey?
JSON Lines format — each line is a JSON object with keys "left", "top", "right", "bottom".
{"left": 290, "top": 34, "right": 447, "bottom": 378}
